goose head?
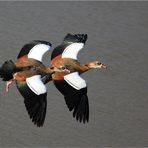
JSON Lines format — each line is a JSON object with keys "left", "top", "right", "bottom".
{"left": 87, "top": 61, "right": 107, "bottom": 69}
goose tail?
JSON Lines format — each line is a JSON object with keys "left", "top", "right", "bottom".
{"left": 0, "top": 60, "right": 16, "bottom": 81}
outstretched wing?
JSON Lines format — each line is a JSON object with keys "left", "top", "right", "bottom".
{"left": 17, "top": 40, "right": 52, "bottom": 62}
{"left": 15, "top": 40, "right": 52, "bottom": 127}
{"left": 15, "top": 75, "right": 47, "bottom": 127}
{"left": 53, "top": 72, "right": 89, "bottom": 123}
{"left": 51, "top": 34, "right": 87, "bottom": 60}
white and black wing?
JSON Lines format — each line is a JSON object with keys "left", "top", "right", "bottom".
{"left": 16, "top": 75, "right": 47, "bottom": 127}
{"left": 17, "top": 40, "right": 52, "bottom": 62}
{"left": 53, "top": 72, "right": 89, "bottom": 123}
{"left": 26, "top": 75, "right": 47, "bottom": 95}
{"left": 51, "top": 34, "right": 87, "bottom": 60}
{"left": 15, "top": 40, "right": 52, "bottom": 127}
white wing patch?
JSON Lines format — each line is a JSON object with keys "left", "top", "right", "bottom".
{"left": 26, "top": 75, "right": 47, "bottom": 95}
{"left": 62, "top": 43, "right": 84, "bottom": 60}
{"left": 64, "top": 72, "right": 86, "bottom": 90}
{"left": 28, "top": 44, "right": 51, "bottom": 62}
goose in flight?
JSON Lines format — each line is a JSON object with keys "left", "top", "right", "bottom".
{"left": 51, "top": 33, "right": 107, "bottom": 123}
{"left": 0, "top": 40, "right": 64, "bottom": 127}
{"left": 0, "top": 34, "right": 107, "bottom": 127}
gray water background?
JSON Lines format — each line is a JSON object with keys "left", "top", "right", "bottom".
{"left": 0, "top": 1, "right": 148, "bottom": 147}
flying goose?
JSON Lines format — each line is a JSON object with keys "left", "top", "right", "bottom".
{"left": 0, "top": 40, "right": 64, "bottom": 127}
{"left": 0, "top": 34, "right": 106, "bottom": 126}
{"left": 50, "top": 33, "right": 107, "bottom": 123}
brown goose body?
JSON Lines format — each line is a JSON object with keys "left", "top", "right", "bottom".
{"left": 0, "top": 40, "right": 63, "bottom": 127}
{"left": 15, "top": 55, "right": 53, "bottom": 81}
{"left": 50, "top": 53, "right": 94, "bottom": 81}
{"left": 50, "top": 34, "right": 107, "bottom": 123}
{"left": 0, "top": 34, "right": 106, "bottom": 126}
{"left": 51, "top": 55, "right": 106, "bottom": 81}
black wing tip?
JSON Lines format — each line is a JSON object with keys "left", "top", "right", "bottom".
{"left": 73, "top": 109, "right": 89, "bottom": 124}
{"left": 33, "top": 40, "right": 52, "bottom": 47}
{"left": 69, "top": 94, "right": 89, "bottom": 124}
{"left": 24, "top": 93, "right": 47, "bottom": 127}
{"left": 17, "top": 40, "right": 52, "bottom": 59}
{"left": 31, "top": 117, "right": 45, "bottom": 127}
{"left": 54, "top": 80, "right": 89, "bottom": 124}
{"left": 64, "top": 33, "right": 88, "bottom": 44}
{"left": 68, "top": 105, "right": 89, "bottom": 124}
{"left": 74, "top": 113, "right": 89, "bottom": 124}
{"left": 25, "top": 103, "right": 46, "bottom": 127}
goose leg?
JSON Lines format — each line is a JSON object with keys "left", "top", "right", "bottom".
{"left": 5, "top": 73, "right": 17, "bottom": 92}
{"left": 6, "top": 80, "right": 13, "bottom": 92}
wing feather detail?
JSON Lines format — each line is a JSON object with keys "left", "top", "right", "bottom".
{"left": 17, "top": 40, "right": 52, "bottom": 62}
{"left": 26, "top": 75, "right": 47, "bottom": 95}
{"left": 62, "top": 43, "right": 84, "bottom": 60}
{"left": 28, "top": 44, "right": 51, "bottom": 62}
{"left": 51, "top": 34, "right": 87, "bottom": 60}
{"left": 64, "top": 72, "right": 86, "bottom": 90}
{"left": 53, "top": 72, "right": 89, "bottom": 123}
{"left": 15, "top": 80, "right": 47, "bottom": 127}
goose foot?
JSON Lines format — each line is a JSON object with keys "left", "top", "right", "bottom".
{"left": 5, "top": 73, "right": 17, "bottom": 92}
{"left": 6, "top": 80, "right": 13, "bottom": 92}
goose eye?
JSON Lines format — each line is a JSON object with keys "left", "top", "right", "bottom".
{"left": 96, "top": 62, "right": 101, "bottom": 65}
{"left": 50, "top": 67, "right": 54, "bottom": 70}
{"left": 60, "top": 66, "right": 66, "bottom": 70}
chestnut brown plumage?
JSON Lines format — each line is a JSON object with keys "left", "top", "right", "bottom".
{"left": 0, "top": 34, "right": 106, "bottom": 126}
{"left": 50, "top": 33, "right": 107, "bottom": 123}
{"left": 0, "top": 40, "right": 63, "bottom": 127}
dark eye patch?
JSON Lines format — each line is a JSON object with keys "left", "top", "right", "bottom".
{"left": 60, "top": 66, "right": 66, "bottom": 70}
{"left": 97, "top": 62, "right": 101, "bottom": 65}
